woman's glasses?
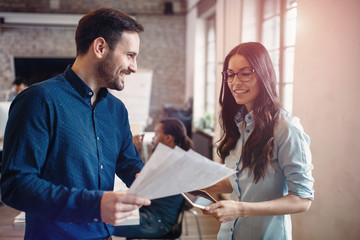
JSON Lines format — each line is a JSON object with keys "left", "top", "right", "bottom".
{"left": 222, "top": 68, "right": 255, "bottom": 83}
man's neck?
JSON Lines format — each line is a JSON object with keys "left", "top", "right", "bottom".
{"left": 71, "top": 58, "right": 101, "bottom": 106}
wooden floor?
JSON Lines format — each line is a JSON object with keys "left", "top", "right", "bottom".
{"left": 0, "top": 202, "right": 220, "bottom": 240}
{"left": 0, "top": 203, "right": 25, "bottom": 240}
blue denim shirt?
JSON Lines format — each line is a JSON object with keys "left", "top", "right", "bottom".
{"left": 0, "top": 66, "right": 144, "bottom": 239}
{"left": 218, "top": 110, "right": 314, "bottom": 240}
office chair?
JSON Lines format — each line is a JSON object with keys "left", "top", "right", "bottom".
{"left": 126, "top": 200, "right": 202, "bottom": 240}
{"left": 182, "top": 205, "right": 202, "bottom": 240}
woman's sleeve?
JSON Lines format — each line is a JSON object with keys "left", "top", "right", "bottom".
{"left": 276, "top": 116, "right": 314, "bottom": 200}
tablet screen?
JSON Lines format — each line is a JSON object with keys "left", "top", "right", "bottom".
{"left": 182, "top": 190, "right": 216, "bottom": 209}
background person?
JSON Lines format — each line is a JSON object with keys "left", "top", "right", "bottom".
{"left": 0, "top": 8, "right": 150, "bottom": 239}
{"left": 203, "top": 42, "right": 314, "bottom": 240}
{"left": 13, "top": 76, "right": 29, "bottom": 95}
{"left": 113, "top": 118, "right": 194, "bottom": 238}
{"left": 8, "top": 76, "right": 29, "bottom": 101}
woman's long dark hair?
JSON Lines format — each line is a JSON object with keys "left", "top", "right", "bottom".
{"left": 160, "top": 118, "right": 194, "bottom": 151}
{"left": 218, "top": 42, "right": 281, "bottom": 183}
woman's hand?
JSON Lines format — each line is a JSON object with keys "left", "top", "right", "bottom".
{"left": 203, "top": 194, "right": 311, "bottom": 223}
{"left": 203, "top": 200, "right": 248, "bottom": 223}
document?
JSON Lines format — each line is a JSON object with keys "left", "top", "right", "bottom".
{"left": 128, "top": 143, "right": 236, "bottom": 200}
{"left": 113, "top": 176, "right": 140, "bottom": 226}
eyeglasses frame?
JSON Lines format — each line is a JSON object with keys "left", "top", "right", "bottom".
{"left": 222, "top": 68, "right": 255, "bottom": 84}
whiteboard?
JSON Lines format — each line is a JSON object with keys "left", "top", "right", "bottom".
{"left": 109, "top": 69, "right": 153, "bottom": 134}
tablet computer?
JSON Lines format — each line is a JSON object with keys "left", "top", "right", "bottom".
{"left": 181, "top": 190, "right": 217, "bottom": 209}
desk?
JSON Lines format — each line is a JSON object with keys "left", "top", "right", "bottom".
{"left": 193, "top": 129, "right": 214, "bottom": 160}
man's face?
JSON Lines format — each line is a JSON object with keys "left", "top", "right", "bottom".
{"left": 97, "top": 30, "right": 140, "bottom": 91}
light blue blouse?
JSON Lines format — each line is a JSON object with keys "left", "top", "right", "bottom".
{"left": 218, "top": 110, "right": 314, "bottom": 240}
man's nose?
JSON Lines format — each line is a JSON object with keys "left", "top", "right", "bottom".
{"left": 128, "top": 59, "right": 137, "bottom": 73}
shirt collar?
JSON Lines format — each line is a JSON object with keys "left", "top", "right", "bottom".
{"left": 235, "top": 106, "right": 254, "bottom": 125}
{"left": 64, "top": 65, "right": 108, "bottom": 100}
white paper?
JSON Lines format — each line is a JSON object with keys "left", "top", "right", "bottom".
{"left": 128, "top": 143, "right": 236, "bottom": 199}
{"left": 113, "top": 175, "right": 140, "bottom": 226}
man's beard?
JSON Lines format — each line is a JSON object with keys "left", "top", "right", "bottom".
{"left": 96, "top": 53, "right": 124, "bottom": 91}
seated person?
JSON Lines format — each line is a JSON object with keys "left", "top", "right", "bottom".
{"left": 113, "top": 118, "right": 194, "bottom": 238}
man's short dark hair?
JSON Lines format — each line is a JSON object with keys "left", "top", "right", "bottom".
{"left": 75, "top": 8, "right": 144, "bottom": 56}
{"left": 13, "top": 77, "right": 28, "bottom": 86}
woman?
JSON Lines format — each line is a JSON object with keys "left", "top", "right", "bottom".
{"left": 152, "top": 118, "right": 194, "bottom": 151}
{"left": 203, "top": 42, "right": 314, "bottom": 240}
{"left": 113, "top": 118, "right": 194, "bottom": 238}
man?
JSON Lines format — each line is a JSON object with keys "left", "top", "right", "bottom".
{"left": 0, "top": 8, "right": 150, "bottom": 239}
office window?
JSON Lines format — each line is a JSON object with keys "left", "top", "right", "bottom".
{"left": 261, "top": 0, "right": 297, "bottom": 113}
{"left": 205, "top": 14, "right": 216, "bottom": 117}
{"left": 193, "top": 12, "right": 216, "bottom": 130}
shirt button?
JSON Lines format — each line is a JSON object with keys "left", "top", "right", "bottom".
{"left": 100, "top": 165, "right": 104, "bottom": 169}
{"left": 94, "top": 218, "right": 99, "bottom": 222}
{"left": 97, "top": 136, "right": 100, "bottom": 141}
{"left": 158, "top": 219, "right": 162, "bottom": 223}
{"left": 246, "top": 129, "right": 250, "bottom": 133}
{"left": 88, "top": 92, "right": 93, "bottom": 96}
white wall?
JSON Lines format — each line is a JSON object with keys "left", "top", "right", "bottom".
{"left": 213, "top": 0, "right": 243, "bottom": 162}
{"left": 292, "top": 0, "right": 360, "bottom": 239}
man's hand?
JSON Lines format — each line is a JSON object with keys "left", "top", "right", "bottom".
{"left": 100, "top": 191, "right": 150, "bottom": 225}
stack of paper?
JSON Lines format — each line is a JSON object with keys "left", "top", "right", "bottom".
{"left": 128, "top": 143, "right": 236, "bottom": 200}
{"left": 116, "top": 209, "right": 139, "bottom": 226}
{"left": 113, "top": 176, "right": 140, "bottom": 226}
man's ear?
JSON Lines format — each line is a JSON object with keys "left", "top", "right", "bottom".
{"left": 92, "top": 37, "right": 107, "bottom": 59}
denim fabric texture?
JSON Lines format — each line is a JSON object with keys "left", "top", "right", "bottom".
{"left": 0, "top": 66, "right": 144, "bottom": 239}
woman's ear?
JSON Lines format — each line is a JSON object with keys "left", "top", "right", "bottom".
{"left": 164, "top": 134, "right": 175, "bottom": 148}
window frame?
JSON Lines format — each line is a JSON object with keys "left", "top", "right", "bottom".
{"left": 204, "top": 13, "right": 216, "bottom": 117}
{"left": 259, "top": 0, "right": 297, "bottom": 113}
